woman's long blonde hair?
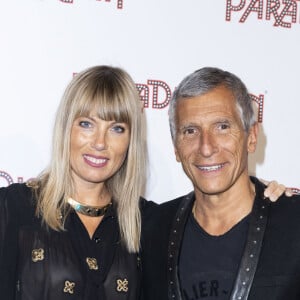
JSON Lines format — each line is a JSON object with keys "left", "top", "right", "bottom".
{"left": 35, "top": 65, "right": 147, "bottom": 252}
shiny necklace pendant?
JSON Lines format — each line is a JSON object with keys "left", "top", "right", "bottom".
{"left": 67, "top": 197, "right": 112, "bottom": 217}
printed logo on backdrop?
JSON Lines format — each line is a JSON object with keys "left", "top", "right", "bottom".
{"left": 136, "top": 80, "right": 172, "bottom": 109}
{"left": 59, "top": 0, "right": 123, "bottom": 9}
{"left": 135, "top": 80, "right": 264, "bottom": 122}
{"left": 0, "top": 171, "right": 26, "bottom": 186}
{"left": 226, "top": 0, "right": 300, "bottom": 28}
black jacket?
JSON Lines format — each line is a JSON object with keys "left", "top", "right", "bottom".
{"left": 141, "top": 177, "right": 300, "bottom": 300}
{"left": 0, "top": 183, "right": 141, "bottom": 300}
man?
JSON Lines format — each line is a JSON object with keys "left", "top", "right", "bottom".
{"left": 141, "top": 67, "right": 300, "bottom": 300}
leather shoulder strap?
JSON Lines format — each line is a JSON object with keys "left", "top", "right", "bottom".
{"left": 230, "top": 198, "right": 270, "bottom": 300}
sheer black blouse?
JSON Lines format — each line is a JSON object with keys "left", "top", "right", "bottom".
{"left": 0, "top": 183, "right": 141, "bottom": 300}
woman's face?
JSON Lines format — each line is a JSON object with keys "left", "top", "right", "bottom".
{"left": 69, "top": 109, "right": 130, "bottom": 189}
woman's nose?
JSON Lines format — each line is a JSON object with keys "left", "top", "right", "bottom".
{"left": 91, "top": 131, "right": 106, "bottom": 151}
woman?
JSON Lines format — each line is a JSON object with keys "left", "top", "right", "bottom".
{"left": 0, "top": 65, "right": 146, "bottom": 299}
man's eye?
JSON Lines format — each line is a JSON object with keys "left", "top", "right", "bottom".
{"left": 218, "top": 123, "right": 230, "bottom": 130}
{"left": 183, "top": 128, "right": 196, "bottom": 135}
{"left": 79, "top": 121, "right": 92, "bottom": 128}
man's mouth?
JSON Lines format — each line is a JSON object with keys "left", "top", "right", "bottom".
{"left": 197, "top": 163, "right": 225, "bottom": 172}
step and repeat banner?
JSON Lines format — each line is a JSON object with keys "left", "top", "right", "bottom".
{"left": 0, "top": 0, "right": 299, "bottom": 202}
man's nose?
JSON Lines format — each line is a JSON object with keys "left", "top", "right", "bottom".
{"left": 198, "top": 131, "right": 218, "bottom": 157}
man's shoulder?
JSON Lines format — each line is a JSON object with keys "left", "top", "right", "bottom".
{"left": 153, "top": 192, "right": 195, "bottom": 223}
{"left": 141, "top": 192, "right": 194, "bottom": 212}
{"left": 159, "top": 192, "right": 194, "bottom": 211}
{"left": 267, "top": 193, "right": 300, "bottom": 229}
{"left": 270, "top": 193, "right": 300, "bottom": 211}
{"left": 141, "top": 192, "right": 194, "bottom": 227}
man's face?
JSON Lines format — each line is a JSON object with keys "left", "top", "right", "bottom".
{"left": 174, "top": 85, "right": 258, "bottom": 196}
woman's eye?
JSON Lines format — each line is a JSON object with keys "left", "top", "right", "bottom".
{"left": 79, "top": 121, "right": 92, "bottom": 128}
{"left": 112, "top": 125, "right": 126, "bottom": 133}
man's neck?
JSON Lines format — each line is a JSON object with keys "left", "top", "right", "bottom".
{"left": 193, "top": 177, "right": 255, "bottom": 236}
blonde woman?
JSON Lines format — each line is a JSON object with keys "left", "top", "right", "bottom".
{"left": 0, "top": 65, "right": 146, "bottom": 300}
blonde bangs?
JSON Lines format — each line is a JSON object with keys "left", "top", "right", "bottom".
{"left": 73, "top": 74, "right": 133, "bottom": 127}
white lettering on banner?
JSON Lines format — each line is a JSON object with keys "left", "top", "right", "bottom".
{"left": 0, "top": 171, "right": 24, "bottom": 186}
{"left": 226, "top": 0, "right": 300, "bottom": 28}
{"left": 136, "top": 81, "right": 264, "bottom": 121}
{"left": 59, "top": 0, "right": 123, "bottom": 10}
{"left": 250, "top": 94, "right": 264, "bottom": 123}
{"left": 136, "top": 80, "right": 172, "bottom": 109}
{"left": 73, "top": 73, "right": 171, "bottom": 109}
{"left": 136, "top": 84, "right": 150, "bottom": 108}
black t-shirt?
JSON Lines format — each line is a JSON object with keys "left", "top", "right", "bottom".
{"left": 179, "top": 212, "right": 250, "bottom": 300}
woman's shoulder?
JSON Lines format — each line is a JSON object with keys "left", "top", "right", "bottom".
{"left": 0, "top": 182, "right": 33, "bottom": 196}
{"left": 0, "top": 182, "right": 37, "bottom": 212}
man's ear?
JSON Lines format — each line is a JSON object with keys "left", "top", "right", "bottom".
{"left": 174, "top": 147, "right": 181, "bottom": 162}
{"left": 247, "top": 122, "right": 259, "bottom": 153}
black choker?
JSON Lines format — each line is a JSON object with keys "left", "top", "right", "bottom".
{"left": 67, "top": 198, "right": 112, "bottom": 217}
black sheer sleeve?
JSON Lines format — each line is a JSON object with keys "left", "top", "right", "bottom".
{"left": 0, "top": 184, "right": 35, "bottom": 299}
